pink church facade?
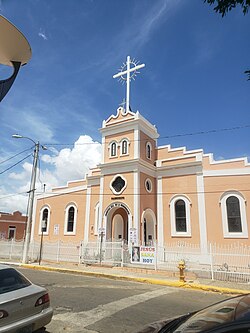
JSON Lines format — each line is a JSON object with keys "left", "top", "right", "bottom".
{"left": 32, "top": 106, "right": 250, "bottom": 253}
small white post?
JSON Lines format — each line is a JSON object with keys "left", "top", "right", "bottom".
{"left": 210, "top": 243, "right": 214, "bottom": 280}
{"left": 121, "top": 240, "right": 124, "bottom": 268}
{"left": 10, "top": 238, "right": 14, "bottom": 259}
{"left": 154, "top": 243, "right": 157, "bottom": 271}
{"left": 56, "top": 240, "right": 60, "bottom": 263}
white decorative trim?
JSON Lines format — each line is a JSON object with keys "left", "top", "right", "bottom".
{"left": 170, "top": 195, "right": 192, "bottom": 237}
{"left": 220, "top": 191, "right": 248, "bottom": 238}
{"left": 84, "top": 186, "right": 91, "bottom": 242}
{"left": 157, "top": 177, "right": 164, "bottom": 247}
{"left": 38, "top": 205, "right": 51, "bottom": 235}
{"left": 36, "top": 185, "right": 87, "bottom": 200}
{"left": 110, "top": 174, "right": 127, "bottom": 195}
{"left": 157, "top": 144, "right": 203, "bottom": 155}
{"left": 94, "top": 202, "right": 100, "bottom": 235}
{"left": 101, "top": 136, "right": 105, "bottom": 164}
{"left": 204, "top": 168, "right": 250, "bottom": 176}
{"left": 104, "top": 107, "right": 135, "bottom": 126}
{"left": 134, "top": 129, "right": 139, "bottom": 159}
{"left": 197, "top": 174, "right": 208, "bottom": 253}
{"left": 134, "top": 171, "right": 139, "bottom": 242}
{"left": 64, "top": 203, "right": 77, "bottom": 235}
{"left": 204, "top": 153, "right": 249, "bottom": 166}
{"left": 99, "top": 176, "right": 104, "bottom": 229}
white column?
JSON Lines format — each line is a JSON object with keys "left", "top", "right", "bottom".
{"left": 101, "top": 136, "right": 105, "bottom": 164}
{"left": 84, "top": 186, "right": 91, "bottom": 243}
{"left": 99, "top": 176, "right": 104, "bottom": 228}
{"left": 134, "top": 128, "right": 140, "bottom": 159}
{"left": 197, "top": 173, "right": 208, "bottom": 254}
{"left": 157, "top": 177, "right": 164, "bottom": 248}
{"left": 133, "top": 170, "right": 140, "bottom": 244}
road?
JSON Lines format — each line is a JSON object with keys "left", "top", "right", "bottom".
{"left": 18, "top": 267, "right": 229, "bottom": 333}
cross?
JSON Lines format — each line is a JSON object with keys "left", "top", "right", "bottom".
{"left": 113, "top": 56, "right": 145, "bottom": 114}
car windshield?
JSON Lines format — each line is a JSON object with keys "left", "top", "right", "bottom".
{"left": 169, "top": 296, "right": 246, "bottom": 333}
{"left": 0, "top": 268, "right": 31, "bottom": 294}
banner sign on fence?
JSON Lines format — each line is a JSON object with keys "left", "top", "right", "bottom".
{"left": 131, "top": 246, "right": 156, "bottom": 265}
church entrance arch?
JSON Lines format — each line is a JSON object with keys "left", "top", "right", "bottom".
{"left": 104, "top": 202, "right": 131, "bottom": 243}
{"left": 141, "top": 209, "right": 157, "bottom": 246}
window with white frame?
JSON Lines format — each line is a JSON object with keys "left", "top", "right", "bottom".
{"left": 146, "top": 142, "right": 152, "bottom": 160}
{"left": 220, "top": 192, "right": 248, "bottom": 238}
{"left": 94, "top": 202, "right": 100, "bottom": 235}
{"left": 110, "top": 141, "right": 117, "bottom": 157}
{"left": 64, "top": 204, "right": 77, "bottom": 234}
{"left": 121, "top": 139, "right": 129, "bottom": 155}
{"left": 39, "top": 206, "right": 50, "bottom": 234}
{"left": 8, "top": 226, "right": 16, "bottom": 239}
{"left": 170, "top": 195, "right": 191, "bottom": 237}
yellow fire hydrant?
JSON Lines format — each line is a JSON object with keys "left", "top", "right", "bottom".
{"left": 178, "top": 259, "right": 186, "bottom": 282}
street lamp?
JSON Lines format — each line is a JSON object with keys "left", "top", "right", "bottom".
{"left": 12, "top": 134, "right": 46, "bottom": 264}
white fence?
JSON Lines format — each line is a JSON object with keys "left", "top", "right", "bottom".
{"left": 1, "top": 239, "right": 250, "bottom": 283}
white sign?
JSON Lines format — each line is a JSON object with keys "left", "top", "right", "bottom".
{"left": 54, "top": 224, "right": 59, "bottom": 235}
{"left": 140, "top": 246, "right": 156, "bottom": 265}
{"left": 129, "top": 227, "right": 137, "bottom": 244}
{"left": 131, "top": 246, "right": 156, "bottom": 265}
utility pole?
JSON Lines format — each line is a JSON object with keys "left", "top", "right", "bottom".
{"left": 22, "top": 142, "right": 39, "bottom": 263}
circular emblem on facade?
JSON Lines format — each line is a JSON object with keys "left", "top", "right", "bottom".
{"left": 110, "top": 175, "right": 127, "bottom": 195}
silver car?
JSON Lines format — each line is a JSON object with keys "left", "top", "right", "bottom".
{"left": 0, "top": 264, "right": 53, "bottom": 333}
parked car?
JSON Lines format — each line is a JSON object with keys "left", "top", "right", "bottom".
{"left": 136, "top": 294, "right": 250, "bottom": 333}
{"left": 0, "top": 264, "right": 53, "bottom": 333}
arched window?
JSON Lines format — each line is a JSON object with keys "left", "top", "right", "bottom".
{"left": 64, "top": 204, "right": 77, "bottom": 234}
{"left": 146, "top": 142, "right": 152, "bottom": 160}
{"left": 175, "top": 200, "right": 187, "bottom": 232}
{"left": 67, "top": 207, "right": 75, "bottom": 232}
{"left": 170, "top": 196, "right": 191, "bottom": 236}
{"left": 39, "top": 206, "right": 50, "bottom": 234}
{"left": 226, "top": 196, "right": 242, "bottom": 232}
{"left": 110, "top": 142, "right": 117, "bottom": 157}
{"left": 220, "top": 192, "right": 248, "bottom": 238}
{"left": 121, "top": 140, "right": 128, "bottom": 155}
{"left": 41, "top": 208, "right": 48, "bottom": 232}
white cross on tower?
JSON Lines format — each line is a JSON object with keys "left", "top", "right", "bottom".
{"left": 113, "top": 56, "right": 145, "bottom": 114}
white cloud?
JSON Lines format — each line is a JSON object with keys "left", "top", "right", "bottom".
{"left": 41, "top": 135, "right": 101, "bottom": 185}
{"left": 0, "top": 135, "right": 101, "bottom": 213}
{"left": 38, "top": 30, "right": 48, "bottom": 40}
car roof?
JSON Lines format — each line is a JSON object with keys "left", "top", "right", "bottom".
{"left": 0, "top": 264, "right": 14, "bottom": 270}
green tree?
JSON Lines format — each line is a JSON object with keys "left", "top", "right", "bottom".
{"left": 204, "top": 0, "right": 250, "bottom": 80}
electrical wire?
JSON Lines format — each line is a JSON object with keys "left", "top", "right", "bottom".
{"left": 0, "top": 153, "right": 32, "bottom": 175}
{"left": 42, "top": 124, "right": 250, "bottom": 146}
{"left": 0, "top": 147, "right": 33, "bottom": 165}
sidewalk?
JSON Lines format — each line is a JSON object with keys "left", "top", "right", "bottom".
{"left": 2, "top": 259, "right": 250, "bottom": 295}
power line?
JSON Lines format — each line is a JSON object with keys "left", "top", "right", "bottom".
{"left": 0, "top": 153, "right": 32, "bottom": 175}
{"left": 43, "top": 124, "right": 250, "bottom": 147}
{"left": 0, "top": 147, "right": 33, "bottom": 165}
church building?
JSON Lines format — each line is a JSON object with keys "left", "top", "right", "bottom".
{"left": 31, "top": 57, "right": 250, "bottom": 255}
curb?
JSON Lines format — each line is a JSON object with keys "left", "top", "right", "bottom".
{"left": 20, "top": 263, "right": 250, "bottom": 296}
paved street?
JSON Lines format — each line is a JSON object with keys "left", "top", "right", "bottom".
{"left": 18, "top": 267, "right": 229, "bottom": 333}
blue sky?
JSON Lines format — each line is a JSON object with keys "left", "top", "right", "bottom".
{"left": 0, "top": 0, "right": 250, "bottom": 213}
